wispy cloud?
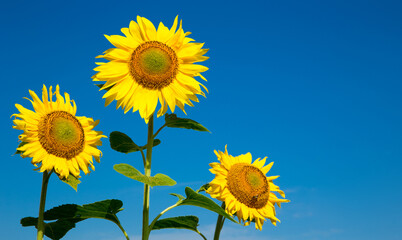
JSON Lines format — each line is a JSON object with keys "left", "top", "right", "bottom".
{"left": 301, "top": 228, "right": 343, "bottom": 238}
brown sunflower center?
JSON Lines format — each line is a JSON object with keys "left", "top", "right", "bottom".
{"left": 129, "top": 41, "right": 178, "bottom": 90}
{"left": 38, "top": 111, "right": 85, "bottom": 159}
{"left": 227, "top": 163, "right": 270, "bottom": 209}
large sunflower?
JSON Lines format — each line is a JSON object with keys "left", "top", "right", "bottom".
{"left": 93, "top": 16, "right": 209, "bottom": 122}
{"left": 207, "top": 146, "right": 290, "bottom": 230}
{"left": 12, "top": 85, "right": 106, "bottom": 179}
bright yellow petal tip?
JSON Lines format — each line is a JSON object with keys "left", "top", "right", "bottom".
{"left": 207, "top": 146, "right": 289, "bottom": 230}
{"left": 93, "top": 16, "right": 209, "bottom": 122}
{"left": 13, "top": 85, "right": 106, "bottom": 179}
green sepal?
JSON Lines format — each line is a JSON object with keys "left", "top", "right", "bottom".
{"left": 165, "top": 113, "right": 210, "bottom": 132}
{"left": 110, "top": 131, "right": 161, "bottom": 154}
{"left": 20, "top": 199, "right": 124, "bottom": 240}
{"left": 114, "top": 163, "right": 176, "bottom": 187}
{"left": 61, "top": 175, "right": 81, "bottom": 191}
{"left": 196, "top": 183, "right": 210, "bottom": 193}
{"left": 95, "top": 83, "right": 113, "bottom": 91}
{"left": 178, "top": 187, "right": 237, "bottom": 223}
{"left": 14, "top": 142, "right": 27, "bottom": 155}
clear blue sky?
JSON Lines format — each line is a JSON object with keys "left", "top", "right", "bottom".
{"left": 1, "top": 0, "right": 402, "bottom": 239}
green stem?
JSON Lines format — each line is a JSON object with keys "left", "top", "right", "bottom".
{"left": 213, "top": 202, "right": 226, "bottom": 240}
{"left": 199, "top": 232, "right": 208, "bottom": 240}
{"left": 116, "top": 221, "right": 130, "bottom": 240}
{"left": 142, "top": 114, "right": 154, "bottom": 240}
{"left": 148, "top": 201, "right": 182, "bottom": 231}
{"left": 37, "top": 171, "right": 52, "bottom": 240}
{"left": 153, "top": 123, "right": 167, "bottom": 139}
{"left": 140, "top": 148, "right": 146, "bottom": 167}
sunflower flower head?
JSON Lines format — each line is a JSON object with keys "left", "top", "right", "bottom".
{"left": 93, "top": 16, "right": 209, "bottom": 123}
{"left": 12, "top": 85, "right": 106, "bottom": 179}
{"left": 207, "top": 146, "right": 290, "bottom": 230}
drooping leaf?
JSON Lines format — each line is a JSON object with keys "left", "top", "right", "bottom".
{"left": 21, "top": 217, "right": 82, "bottom": 240}
{"left": 165, "top": 114, "right": 210, "bottom": 132}
{"left": 179, "top": 187, "right": 237, "bottom": 223}
{"left": 152, "top": 215, "right": 199, "bottom": 231}
{"left": 114, "top": 163, "right": 176, "bottom": 187}
{"left": 109, "top": 131, "right": 140, "bottom": 153}
{"left": 20, "top": 199, "right": 125, "bottom": 240}
{"left": 151, "top": 216, "right": 206, "bottom": 240}
{"left": 61, "top": 175, "right": 81, "bottom": 191}
{"left": 110, "top": 131, "right": 160, "bottom": 154}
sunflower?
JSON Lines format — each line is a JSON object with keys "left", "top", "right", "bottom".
{"left": 207, "top": 146, "right": 290, "bottom": 230}
{"left": 93, "top": 16, "right": 209, "bottom": 123}
{"left": 12, "top": 85, "right": 106, "bottom": 179}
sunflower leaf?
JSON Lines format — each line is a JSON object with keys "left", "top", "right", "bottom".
{"left": 20, "top": 199, "right": 125, "bottom": 240}
{"left": 21, "top": 217, "right": 82, "bottom": 240}
{"left": 114, "top": 163, "right": 176, "bottom": 187}
{"left": 61, "top": 174, "right": 81, "bottom": 191}
{"left": 165, "top": 114, "right": 210, "bottom": 132}
{"left": 170, "top": 193, "right": 186, "bottom": 200}
{"left": 151, "top": 215, "right": 205, "bottom": 238}
{"left": 110, "top": 131, "right": 161, "bottom": 154}
{"left": 178, "top": 187, "right": 238, "bottom": 223}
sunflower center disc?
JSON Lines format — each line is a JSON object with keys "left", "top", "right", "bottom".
{"left": 38, "top": 111, "right": 84, "bottom": 159}
{"left": 227, "top": 163, "right": 270, "bottom": 209}
{"left": 130, "top": 41, "right": 178, "bottom": 90}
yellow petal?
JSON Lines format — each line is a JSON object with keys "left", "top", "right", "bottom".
{"left": 179, "top": 64, "right": 209, "bottom": 75}
{"left": 156, "top": 22, "right": 172, "bottom": 43}
{"left": 137, "top": 16, "right": 157, "bottom": 41}
{"left": 104, "top": 34, "right": 133, "bottom": 51}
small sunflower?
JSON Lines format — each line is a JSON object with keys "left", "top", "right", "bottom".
{"left": 207, "top": 146, "right": 290, "bottom": 230}
{"left": 12, "top": 85, "right": 106, "bottom": 179}
{"left": 93, "top": 16, "right": 209, "bottom": 122}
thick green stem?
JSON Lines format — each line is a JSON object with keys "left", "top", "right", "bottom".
{"left": 213, "top": 202, "right": 226, "bottom": 240}
{"left": 37, "top": 171, "right": 52, "bottom": 240}
{"left": 142, "top": 114, "right": 154, "bottom": 240}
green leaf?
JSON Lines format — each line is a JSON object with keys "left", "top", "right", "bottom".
{"left": 165, "top": 113, "right": 210, "bottom": 132}
{"left": 110, "top": 131, "right": 161, "bottom": 154}
{"left": 170, "top": 193, "right": 185, "bottom": 200}
{"left": 179, "top": 187, "right": 237, "bottom": 223}
{"left": 114, "top": 163, "right": 176, "bottom": 187}
{"left": 152, "top": 215, "right": 199, "bottom": 231}
{"left": 151, "top": 216, "right": 207, "bottom": 240}
{"left": 14, "top": 142, "right": 27, "bottom": 155}
{"left": 61, "top": 175, "right": 81, "bottom": 191}
{"left": 20, "top": 199, "right": 125, "bottom": 240}
{"left": 109, "top": 131, "right": 140, "bottom": 153}
{"left": 21, "top": 217, "right": 82, "bottom": 240}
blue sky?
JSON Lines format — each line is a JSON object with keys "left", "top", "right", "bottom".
{"left": 1, "top": 0, "right": 402, "bottom": 239}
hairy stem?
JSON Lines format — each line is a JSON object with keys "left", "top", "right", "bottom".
{"left": 37, "top": 171, "right": 52, "bottom": 240}
{"left": 142, "top": 114, "right": 154, "bottom": 240}
{"left": 213, "top": 202, "right": 226, "bottom": 240}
